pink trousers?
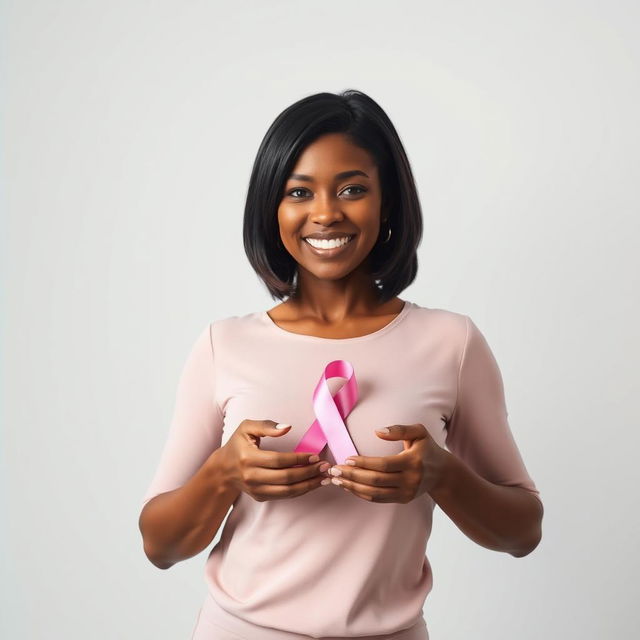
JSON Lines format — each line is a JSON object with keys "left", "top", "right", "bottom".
{"left": 190, "top": 593, "right": 429, "bottom": 640}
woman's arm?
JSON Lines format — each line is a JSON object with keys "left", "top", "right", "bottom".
{"left": 430, "top": 447, "right": 543, "bottom": 557}
{"left": 139, "top": 447, "right": 239, "bottom": 569}
{"left": 441, "top": 315, "right": 544, "bottom": 557}
{"left": 138, "top": 323, "right": 231, "bottom": 569}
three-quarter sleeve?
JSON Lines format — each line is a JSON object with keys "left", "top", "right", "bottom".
{"left": 445, "top": 315, "right": 541, "bottom": 502}
{"left": 140, "top": 323, "right": 225, "bottom": 508}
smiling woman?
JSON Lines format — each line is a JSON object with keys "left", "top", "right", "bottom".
{"left": 278, "top": 135, "right": 383, "bottom": 276}
{"left": 139, "top": 89, "right": 542, "bottom": 640}
{"left": 242, "top": 90, "right": 423, "bottom": 309}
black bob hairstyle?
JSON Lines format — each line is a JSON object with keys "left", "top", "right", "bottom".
{"left": 243, "top": 89, "right": 423, "bottom": 304}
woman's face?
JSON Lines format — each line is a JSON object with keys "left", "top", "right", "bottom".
{"left": 277, "top": 132, "right": 384, "bottom": 284}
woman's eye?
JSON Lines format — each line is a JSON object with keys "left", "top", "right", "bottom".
{"left": 342, "top": 185, "right": 366, "bottom": 196}
{"left": 286, "top": 186, "right": 367, "bottom": 199}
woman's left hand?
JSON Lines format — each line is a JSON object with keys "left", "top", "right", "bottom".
{"left": 327, "top": 424, "right": 450, "bottom": 503}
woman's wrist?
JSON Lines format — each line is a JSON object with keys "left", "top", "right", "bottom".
{"left": 205, "top": 446, "right": 241, "bottom": 502}
{"left": 421, "top": 442, "right": 454, "bottom": 498}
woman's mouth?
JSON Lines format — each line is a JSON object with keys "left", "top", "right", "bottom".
{"left": 303, "top": 235, "right": 355, "bottom": 258}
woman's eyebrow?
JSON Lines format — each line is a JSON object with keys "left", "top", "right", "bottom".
{"left": 288, "top": 170, "right": 370, "bottom": 182}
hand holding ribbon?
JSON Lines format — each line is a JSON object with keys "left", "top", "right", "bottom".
{"left": 328, "top": 424, "right": 450, "bottom": 503}
{"left": 290, "top": 360, "right": 449, "bottom": 504}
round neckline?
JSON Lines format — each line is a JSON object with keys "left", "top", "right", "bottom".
{"left": 260, "top": 300, "right": 413, "bottom": 343}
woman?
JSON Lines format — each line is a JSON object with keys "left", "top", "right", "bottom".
{"left": 138, "top": 89, "right": 544, "bottom": 640}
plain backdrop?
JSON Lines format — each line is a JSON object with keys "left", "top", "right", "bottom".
{"left": 2, "top": 1, "right": 639, "bottom": 638}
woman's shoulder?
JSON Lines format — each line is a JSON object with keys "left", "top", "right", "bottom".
{"left": 207, "top": 308, "right": 268, "bottom": 340}
{"left": 407, "top": 301, "right": 469, "bottom": 336}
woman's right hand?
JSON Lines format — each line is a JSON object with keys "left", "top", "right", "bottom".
{"left": 218, "top": 419, "right": 331, "bottom": 501}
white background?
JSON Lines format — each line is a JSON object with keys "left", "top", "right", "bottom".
{"left": 2, "top": 1, "right": 638, "bottom": 638}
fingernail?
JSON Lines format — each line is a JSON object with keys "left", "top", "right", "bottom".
{"left": 345, "top": 459, "right": 356, "bottom": 466}
{"left": 331, "top": 477, "right": 343, "bottom": 486}
{"left": 276, "top": 423, "right": 291, "bottom": 429}
{"left": 308, "top": 454, "right": 320, "bottom": 463}
{"left": 318, "top": 462, "right": 330, "bottom": 472}
{"left": 321, "top": 478, "right": 331, "bottom": 485}
{"left": 329, "top": 467, "right": 342, "bottom": 477}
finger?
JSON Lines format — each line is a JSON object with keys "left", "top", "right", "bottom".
{"left": 342, "top": 451, "right": 410, "bottom": 473}
{"left": 331, "top": 465, "right": 401, "bottom": 488}
{"left": 375, "top": 423, "right": 428, "bottom": 442}
{"left": 245, "top": 420, "right": 293, "bottom": 437}
{"left": 258, "top": 473, "right": 327, "bottom": 500}
{"left": 242, "top": 421, "right": 288, "bottom": 446}
{"left": 253, "top": 449, "right": 323, "bottom": 469}
{"left": 250, "top": 460, "right": 329, "bottom": 486}
{"left": 333, "top": 476, "right": 397, "bottom": 503}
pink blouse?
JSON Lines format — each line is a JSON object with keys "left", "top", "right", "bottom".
{"left": 141, "top": 300, "right": 541, "bottom": 637}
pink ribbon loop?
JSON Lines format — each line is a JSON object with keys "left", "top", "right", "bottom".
{"left": 294, "top": 360, "right": 359, "bottom": 465}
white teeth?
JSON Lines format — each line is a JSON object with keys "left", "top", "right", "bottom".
{"left": 304, "top": 236, "right": 352, "bottom": 249}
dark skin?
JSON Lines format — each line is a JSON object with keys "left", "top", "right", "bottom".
{"left": 270, "top": 132, "right": 402, "bottom": 337}
{"left": 268, "top": 132, "right": 543, "bottom": 558}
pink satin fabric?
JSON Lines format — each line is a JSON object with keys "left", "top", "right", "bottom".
{"left": 293, "top": 360, "right": 359, "bottom": 465}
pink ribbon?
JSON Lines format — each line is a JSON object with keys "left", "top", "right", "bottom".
{"left": 293, "top": 360, "right": 359, "bottom": 465}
